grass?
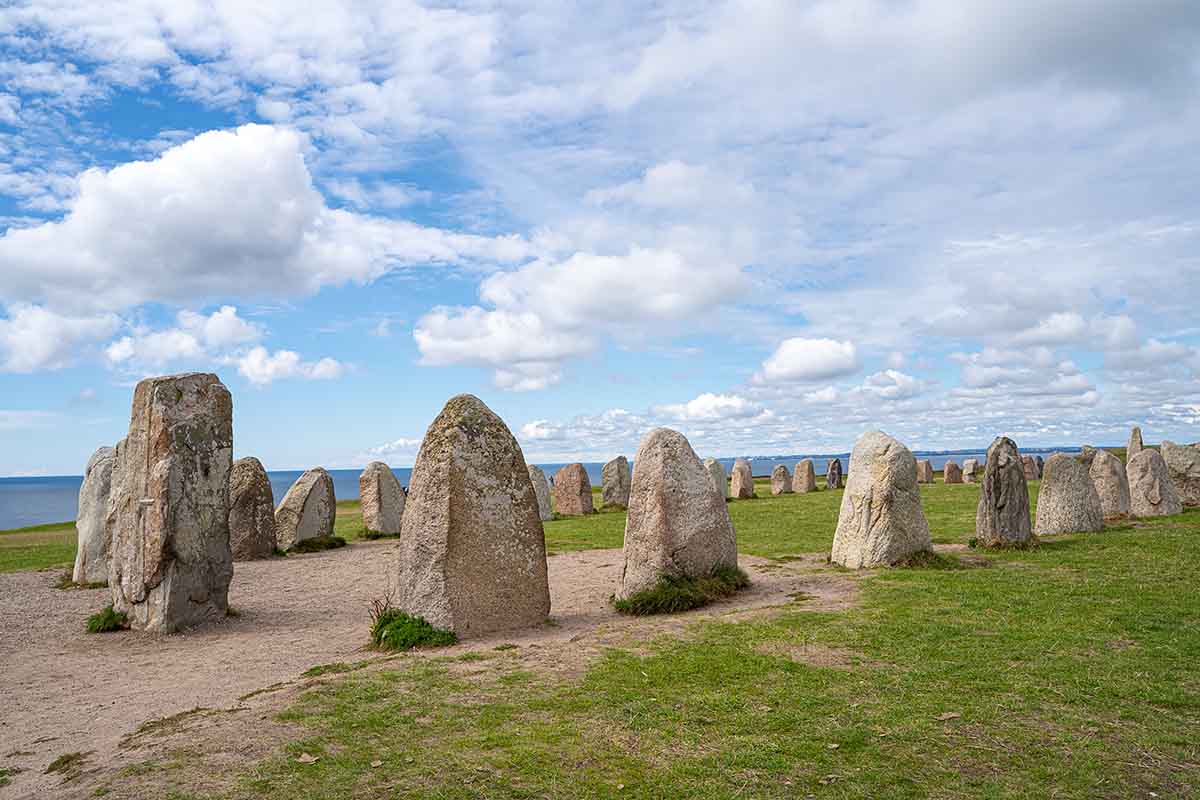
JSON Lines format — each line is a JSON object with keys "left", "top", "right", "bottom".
{"left": 286, "top": 535, "right": 347, "bottom": 554}
{"left": 0, "top": 521, "right": 76, "bottom": 573}
{"left": 613, "top": 565, "right": 751, "bottom": 615}
{"left": 44, "top": 751, "right": 91, "bottom": 776}
{"left": 55, "top": 571, "right": 106, "bottom": 590}
{"left": 302, "top": 661, "right": 371, "bottom": 678}
{"left": 86, "top": 605, "right": 128, "bottom": 633}
{"left": 369, "top": 596, "right": 457, "bottom": 652}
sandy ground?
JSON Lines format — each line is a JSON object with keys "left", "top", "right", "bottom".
{"left": 0, "top": 543, "right": 856, "bottom": 799}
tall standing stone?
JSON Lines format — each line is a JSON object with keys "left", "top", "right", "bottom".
{"left": 1161, "top": 441, "right": 1200, "bottom": 507}
{"left": 528, "top": 465, "right": 553, "bottom": 522}
{"left": 1035, "top": 455, "right": 1044, "bottom": 477}
{"left": 916, "top": 460, "right": 934, "bottom": 484}
{"left": 826, "top": 457, "right": 844, "bottom": 490}
{"left": 359, "top": 461, "right": 405, "bottom": 535}
{"left": 793, "top": 459, "right": 817, "bottom": 493}
{"left": 1021, "top": 455, "right": 1039, "bottom": 480}
{"left": 962, "top": 458, "right": 980, "bottom": 483}
{"left": 771, "top": 464, "right": 792, "bottom": 495}
{"left": 618, "top": 429, "right": 738, "bottom": 600}
{"left": 228, "top": 456, "right": 277, "bottom": 560}
{"left": 944, "top": 460, "right": 963, "bottom": 484}
{"left": 602, "top": 456, "right": 632, "bottom": 509}
{"left": 976, "top": 437, "right": 1033, "bottom": 547}
{"left": 275, "top": 467, "right": 336, "bottom": 550}
{"left": 1034, "top": 454, "right": 1104, "bottom": 535}
{"left": 830, "top": 431, "right": 932, "bottom": 568}
{"left": 396, "top": 394, "right": 549, "bottom": 635}
{"left": 731, "top": 459, "right": 755, "bottom": 499}
{"left": 72, "top": 446, "right": 116, "bottom": 585}
{"left": 1128, "top": 426, "right": 1144, "bottom": 460}
{"left": 554, "top": 463, "right": 594, "bottom": 516}
{"left": 1082, "top": 447, "right": 1131, "bottom": 519}
{"left": 105, "top": 373, "right": 233, "bottom": 633}
{"left": 1127, "top": 449, "right": 1183, "bottom": 518}
{"left": 704, "top": 458, "right": 728, "bottom": 500}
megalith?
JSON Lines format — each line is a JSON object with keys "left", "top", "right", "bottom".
{"left": 275, "top": 467, "right": 336, "bottom": 550}
{"left": 72, "top": 445, "right": 116, "bottom": 585}
{"left": 1127, "top": 449, "right": 1183, "bottom": 518}
{"left": 359, "top": 461, "right": 405, "bottom": 535}
{"left": 602, "top": 455, "right": 632, "bottom": 509}
{"left": 1128, "top": 426, "right": 1144, "bottom": 460}
{"left": 704, "top": 458, "right": 728, "bottom": 500}
{"left": 1083, "top": 448, "right": 1131, "bottom": 519}
{"left": 962, "top": 458, "right": 979, "bottom": 483}
{"left": 228, "top": 456, "right": 277, "bottom": 560}
{"left": 944, "top": 460, "right": 963, "bottom": 484}
{"left": 1161, "top": 441, "right": 1200, "bottom": 507}
{"left": 731, "top": 459, "right": 755, "bottom": 499}
{"left": 1022, "top": 455, "right": 1039, "bottom": 481}
{"left": 1034, "top": 454, "right": 1104, "bottom": 535}
{"left": 528, "top": 464, "right": 553, "bottom": 521}
{"left": 916, "top": 459, "right": 934, "bottom": 484}
{"left": 793, "top": 459, "right": 817, "bottom": 493}
{"left": 554, "top": 463, "right": 594, "bottom": 516}
{"left": 771, "top": 464, "right": 792, "bottom": 495}
{"left": 976, "top": 437, "right": 1033, "bottom": 547}
{"left": 826, "top": 457, "right": 844, "bottom": 490}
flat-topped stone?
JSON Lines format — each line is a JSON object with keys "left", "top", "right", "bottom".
{"left": 1034, "top": 453, "right": 1104, "bottom": 535}
{"left": 704, "top": 458, "right": 728, "bottom": 500}
{"left": 793, "top": 459, "right": 817, "bottom": 493}
{"left": 554, "top": 463, "right": 594, "bottom": 516}
{"left": 275, "top": 467, "right": 336, "bottom": 550}
{"left": 944, "top": 460, "right": 963, "bottom": 484}
{"left": 731, "top": 459, "right": 755, "bottom": 499}
{"left": 916, "top": 460, "right": 934, "bottom": 484}
{"left": 962, "top": 458, "right": 979, "bottom": 483}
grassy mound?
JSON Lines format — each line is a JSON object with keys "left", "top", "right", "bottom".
{"left": 613, "top": 565, "right": 750, "bottom": 616}
{"left": 370, "top": 609, "right": 457, "bottom": 651}
{"left": 288, "top": 535, "right": 347, "bottom": 554}
{"left": 86, "top": 605, "right": 128, "bottom": 633}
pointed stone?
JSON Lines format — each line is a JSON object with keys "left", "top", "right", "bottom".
{"left": 976, "top": 437, "right": 1033, "bottom": 548}
{"left": 1034, "top": 453, "right": 1104, "bottom": 535}
{"left": 359, "top": 461, "right": 405, "bottom": 535}
{"left": 792, "top": 459, "right": 817, "bottom": 493}
{"left": 528, "top": 464, "right": 553, "bottom": 521}
{"left": 826, "top": 457, "right": 843, "bottom": 490}
{"left": 771, "top": 464, "right": 792, "bottom": 495}
{"left": 730, "top": 459, "right": 755, "bottom": 499}
{"left": 1082, "top": 448, "right": 1131, "bottom": 519}
{"left": 1127, "top": 426, "right": 1144, "bottom": 460}
{"left": 602, "top": 455, "right": 631, "bottom": 509}
{"left": 72, "top": 446, "right": 116, "bottom": 585}
{"left": 229, "top": 456, "right": 277, "bottom": 560}
{"left": 554, "top": 463, "right": 594, "bottom": 516}
{"left": 275, "top": 468, "right": 336, "bottom": 550}
{"left": 1127, "top": 449, "right": 1182, "bottom": 518}
{"left": 704, "top": 458, "right": 728, "bottom": 500}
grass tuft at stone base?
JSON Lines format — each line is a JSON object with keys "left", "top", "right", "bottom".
{"left": 86, "top": 605, "right": 128, "bottom": 634}
{"left": 613, "top": 565, "right": 750, "bottom": 616}
{"left": 370, "top": 609, "right": 457, "bottom": 651}
{"left": 288, "top": 536, "right": 347, "bottom": 554}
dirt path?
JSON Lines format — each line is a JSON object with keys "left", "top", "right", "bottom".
{"left": 0, "top": 544, "right": 857, "bottom": 799}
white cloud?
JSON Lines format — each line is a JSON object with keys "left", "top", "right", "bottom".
{"left": 237, "top": 346, "right": 345, "bottom": 386}
{"left": 654, "top": 393, "right": 762, "bottom": 421}
{"left": 859, "top": 369, "right": 928, "bottom": 400}
{"left": 0, "top": 409, "right": 57, "bottom": 430}
{"left": 1013, "top": 312, "right": 1088, "bottom": 346}
{"left": 755, "top": 338, "right": 860, "bottom": 383}
{"left": 0, "top": 304, "right": 119, "bottom": 372}
{"left": 585, "top": 161, "right": 755, "bottom": 210}
{"left": 104, "top": 306, "right": 263, "bottom": 370}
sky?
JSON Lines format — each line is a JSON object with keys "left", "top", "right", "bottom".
{"left": 1, "top": 0, "right": 1199, "bottom": 477}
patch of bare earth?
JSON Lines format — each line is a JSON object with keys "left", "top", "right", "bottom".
{"left": 0, "top": 544, "right": 858, "bottom": 799}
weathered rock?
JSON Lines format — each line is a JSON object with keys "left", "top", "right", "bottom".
{"left": 1034, "top": 454, "right": 1104, "bottom": 535}
{"left": 72, "top": 446, "right": 116, "bottom": 585}
{"left": 731, "top": 459, "right": 755, "bottom": 499}
{"left": 1161, "top": 440, "right": 1200, "bottom": 507}
{"left": 826, "top": 458, "right": 843, "bottom": 490}
{"left": 618, "top": 429, "right": 738, "bottom": 599}
{"left": 395, "top": 394, "right": 549, "bottom": 635}
{"left": 359, "top": 461, "right": 405, "bottom": 535}
{"left": 916, "top": 460, "right": 934, "bottom": 484}
{"left": 228, "top": 457, "right": 277, "bottom": 560}
{"left": 602, "top": 456, "right": 632, "bottom": 509}
{"left": 771, "top": 464, "right": 792, "bottom": 495}
{"left": 105, "top": 373, "right": 233, "bottom": 633}
{"left": 1035, "top": 455, "right": 1044, "bottom": 477}
{"left": 1127, "top": 449, "right": 1183, "bottom": 518}
{"left": 975, "top": 437, "right": 1033, "bottom": 547}
{"left": 704, "top": 458, "right": 728, "bottom": 500}
{"left": 554, "top": 463, "right": 594, "bottom": 516}
{"left": 793, "top": 460, "right": 817, "bottom": 493}
{"left": 1022, "top": 455, "right": 1039, "bottom": 480}
{"left": 275, "top": 467, "right": 336, "bottom": 550}
{"left": 1128, "top": 426, "right": 1144, "bottom": 460}
{"left": 944, "top": 460, "right": 963, "bottom": 484}
{"left": 830, "top": 431, "right": 932, "bottom": 568}
{"left": 1084, "top": 448, "right": 1131, "bottom": 519}
{"left": 962, "top": 458, "right": 979, "bottom": 483}
{"left": 528, "top": 465, "right": 553, "bottom": 521}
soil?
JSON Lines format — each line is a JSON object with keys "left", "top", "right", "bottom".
{"left": 0, "top": 543, "right": 859, "bottom": 799}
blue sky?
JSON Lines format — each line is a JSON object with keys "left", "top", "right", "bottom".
{"left": 2, "top": 0, "right": 1199, "bottom": 477}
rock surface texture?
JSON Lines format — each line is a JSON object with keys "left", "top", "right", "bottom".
{"left": 275, "top": 468, "right": 336, "bottom": 550}
{"left": 228, "top": 456, "right": 277, "bottom": 560}
{"left": 793, "top": 460, "right": 817, "bottom": 493}
{"left": 1084, "top": 448, "right": 1131, "bottom": 519}
{"left": 554, "top": 463, "right": 594, "bottom": 516}
{"left": 1128, "top": 426, "right": 1144, "bottom": 460}
{"left": 602, "top": 456, "right": 632, "bottom": 508}
{"left": 1034, "top": 454, "right": 1104, "bottom": 535}
{"left": 395, "top": 394, "right": 549, "bottom": 635}
{"left": 916, "top": 460, "right": 934, "bottom": 484}
{"left": 771, "top": 465, "right": 793, "bottom": 495}
{"left": 704, "top": 458, "right": 728, "bottom": 500}
{"left": 1161, "top": 441, "right": 1200, "bottom": 507}
{"left": 975, "top": 437, "right": 1033, "bottom": 547}
{"left": 618, "top": 428, "right": 738, "bottom": 599}
{"left": 72, "top": 446, "right": 116, "bottom": 585}
{"left": 1022, "top": 455, "right": 1039, "bottom": 481}
{"left": 105, "top": 373, "right": 233, "bottom": 633}
{"left": 830, "top": 431, "right": 932, "bottom": 568}
{"left": 1127, "top": 449, "right": 1183, "bottom": 518}
{"left": 731, "top": 459, "right": 755, "bottom": 499}
{"left": 527, "top": 465, "right": 553, "bottom": 522}
{"left": 944, "top": 460, "right": 963, "bottom": 484}
{"left": 359, "top": 461, "right": 405, "bottom": 535}
{"left": 826, "top": 458, "right": 843, "bottom": 490}
{"left": 962, "top": 458, "right": 979, "bottom": 483}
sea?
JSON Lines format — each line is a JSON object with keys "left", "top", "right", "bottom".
{"left": 0, "top": 448, "right": 1082, "bottom": 531}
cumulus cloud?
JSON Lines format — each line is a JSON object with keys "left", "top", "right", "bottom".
{"left": 654, "top": 393, "right": 762, "bottom": 421}
{"left": 0, "top": 304, "right": 119, "bottom": 372}
{"left": 105, "top": 306, "right": 263, "bottom": 369}
{"left": 237, "top": 346, "right": 345, "bottom": 386}
{"left": 858, "top": 370, "right": 929, "bottom": 400}
{"left": 755, "top": 338, "right": 860, "bottom": 383}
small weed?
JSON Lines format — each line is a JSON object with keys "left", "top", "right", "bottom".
{"left": 54, "top": 572, "right": 106, "bottom": 590}
{"left": 288, "top": 536, "right": 347, "bottom": 554}
{"left": 368, "top": 594, "right": 456, "bottom": 651}
{"left": 896, "top": 550, "right": 964, "bottom": 570}
{"left": 494, "top": 643, "right": 518, "bottom": 651}
{"left": 0, "top": 766, "right": 22, "bottom": 787}
{"left": 45, "top": 751, "right": 91, "bottom": 776}
{"left": 86, "top": 606, "right": 128, "bottom": 634}
{"left": 455, "top": 651, "right": 488, "bottom": 662}
{"left": 302, "top": 661, "right": 368, "bottom": 678}
{"left": 613, "top": 565, "right": 750, "bottom": 615}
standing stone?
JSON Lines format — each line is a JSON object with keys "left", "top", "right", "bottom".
{"left": 105, "top": 373, "right": 233, "bottom": 633}
{"left": 704, "top": 458, "right": 728, "bottom": 500}
{"left": 793, "top": 459, "right": 817, "bottom": 493}
{"left": 731, "top": 458, "right": 755, "bottom": 499}
{"left": 826, "top": 457, "right": 843, "bottom": 490}
{"left": 830, "top": 431, "right": 932, "bottom": 568}
{"left": 359, "top": 461, "right": 405, "bottom": 535}
{"left": 275, "top": 467, "right": 336, "bottom": 550}
{"left": 1128, "top": 426, "right": 1144, "bottom": 461}
{"left": 916, "top": 460, "right": 934, "bottom": 484}
{"left": 618, "top": 429, "right": 738, "bottom": 599}
{"left": 1161, "top": 441, "right": 1200, "bottom": 507}
{"left": 1127, "top": 449, "right": 1183, "bottom": 518}
{"left": 1034, "top": 454, "right": 1104, "bottom": 535}
{"left": 602, "top": 456, "right": 632, "bottom": 509}
{"left": 944, "top": 460, "right": 964, "bottom": 484}
{"left": 228, "top": 457, "right": 277, "bottom": 560}
{"left": 395, "top": 394, "right": 549, "bottom": 635}
{"left": 1035, "top": 455, "right": 1044, "bottom": 477}
{"left": 1021, "top": 455, "right": 1039, "bottom": 481}
{"left": 72, "top": 446, "right": 116, "bottom": 585}
{"left": 1082, "top": 448, "right": 1131, "bottom": 519}
{"left": 554, "top": 463, "right": 594, "bottom": 516}
{"left": 962, "top": 458, "right": 979, "bottom": 483}
{"left": 528, "top": 465, "right": 553, "bottom": 522}
{"left": 771, "top": 464, "right": 792, "bottom": 495}
{"left": 976, "top": 437, "right": 1033, "bottom": 547}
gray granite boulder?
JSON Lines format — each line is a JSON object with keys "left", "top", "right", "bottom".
{"left": 830, "top": 431, "right": 932, "bottom": 568}
{"left": 944, "top": 460, "right": 963, "bottom": 484}
{"left": 976, "top": 437, "right": 1032, "bottom": 547}
{"left": 1127, "top": 449, "right": 1183, "bottom": 518}
{"left": 826, "top": 458, "right": 843, "bottom": 490}
{"left": 359, "top": 461, "right": 405, "bottom": 535}
{"left": 771, "top": 464, "right": 792, "bottom": 495}
{"left": 704, "top": 458, "right": 728, "bottom": 500}
{"left": 554, "top": 463, "right": 593, "bottom": 516}
{"left": 962, "top": 458, "right": 979, "bottom": 483}
{"left": 916, "top": 460, "right": 934, "bottom": 484}
{"left": 528, "top": 464, "right": 553, "bottom": 521}
{"left": 395, "top": 394, "right": 549, "bottom": 635}
{"left": 731, "top": 459, "right": 755, "bottom": 499}
{"left": 275, "top": 467, "right": 336, "bottom": 550}
{"left": 106, "top": 373, "right": 233, "bottom": 633}
{"left": 602, "top": 455, "right": 631, "bottom": 509}
{"left": 793, "top": 459, "right": 817, "bottom": 493}
{"left": 1083, "top": 448, "right": 1131, "bottom": 519}
{"left": 1034, "top": 453, "right": 1104, "bottom": 535}
{"left": 228, "top": 456, "right": 277, "bottom": 560}
{"left": 72, "top": 446, "right": 116, "bottom": 585}
{"left": 1161, "top": 440, "right": 1200, "bottom": 507}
